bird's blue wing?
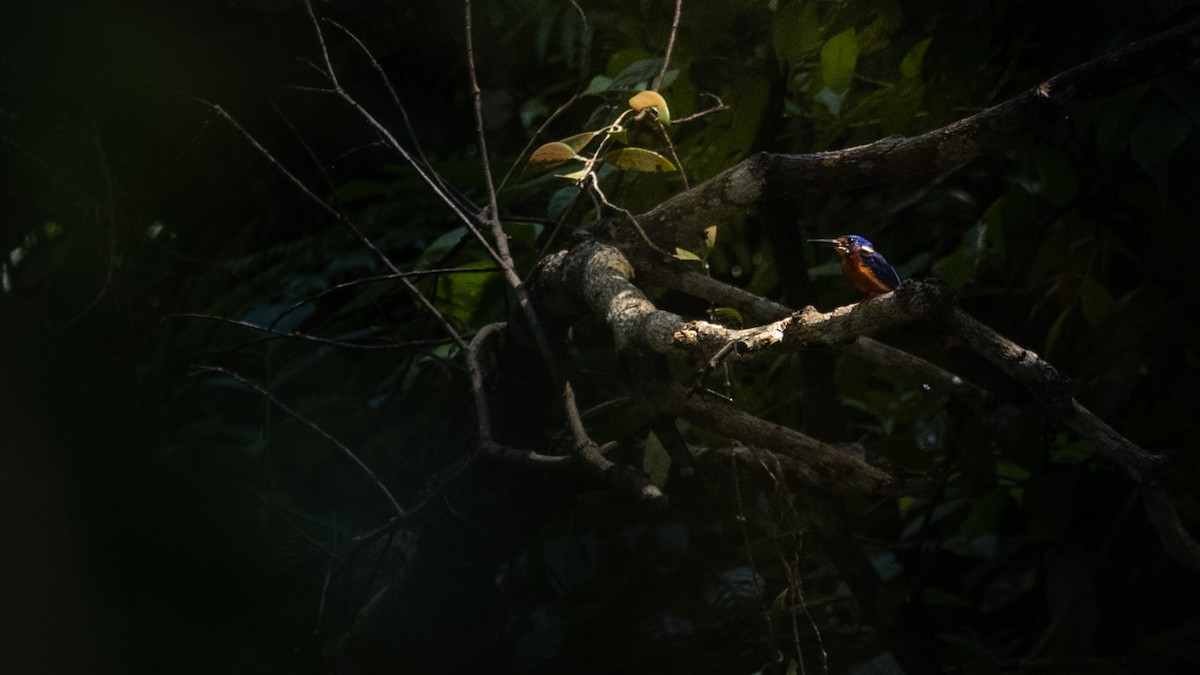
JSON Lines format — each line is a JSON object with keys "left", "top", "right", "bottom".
{"left": 861, "top": 252, "right": 900, "bottom": 290}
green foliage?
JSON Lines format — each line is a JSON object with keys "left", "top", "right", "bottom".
{"left": 819, "top": 26, "right": 859, "bottom": 93}
{"left": 605, "top": 146, "right": 677, "bottom": 172}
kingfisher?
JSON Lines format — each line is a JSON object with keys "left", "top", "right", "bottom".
{"left": 809, "top": 235, "right": 900, "bottom": 303}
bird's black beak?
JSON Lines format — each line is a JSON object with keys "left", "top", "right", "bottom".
{"left": 809, "top": 238, "right": 848, "bottom": 254}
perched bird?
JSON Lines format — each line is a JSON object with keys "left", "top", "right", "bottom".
{"left": 809, "top": 235, "right": 900, "bottom": 303}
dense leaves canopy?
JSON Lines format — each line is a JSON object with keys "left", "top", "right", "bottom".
{"left": 3, "top": 0, "right": 1200, "bottom": 673}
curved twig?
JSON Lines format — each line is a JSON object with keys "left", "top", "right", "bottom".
{"left": 192, "top": 366, "right": 404, "bottom": 517}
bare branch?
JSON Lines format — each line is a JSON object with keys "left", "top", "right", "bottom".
{"left": 642, "top": 266, "right": 993, "bottom": 408}
{"left": 464, "top": 0, "right": 501, "bottom": 227}
{"left": 653, "top": 0, "right": 684, "bottom": 91}
{"left": 167, "top": 312, "right": 444, "bottom": 351}
{"left": 671, "top": 93, "right": 730, "bottom": 124}
{"left": 674, "top": 280, "right": 955, "bottom": 356}
{"left": 464, "top": 302, "right": 662, "bottom": 504}
{"left": 192, "top": 94, "right": 472, "bottom": 353}
{"left": 322, "top": 19, "right": 477, "bottom": 217}
{"left": 466, "top": 322, "right": 506, "bottom": 443}
{"left": 1141, "top": 482, "right": 1200, "bottom": 576}
{"left": 496, "top": 2, "right": 591, "bottom": 193}
{"left": 532, "top": 240, "right": 909, "bottom": 492}
{"left": 298, "top": 5, "right": 501, "bottom": 266}
{"left": 196, "top": 97, "right": 401, "bottom": 274}
{"left": 678, "top": 385, "right": 908, "bottom": 493}
{"left": 844, "top": 336, "right": 993, "bottom": 409}
{"left": 531, "top": 235, "right": 1200, "bottom": 566}
{"left": 268, "top": 267, "right": 501, "bottom": 332}
{"left": 192, "top": 366, "right": 405, "bottom": 518}
{"left": 303, "top": 0, "right": 338, "bottom": 86}
{"left": 940, "top": 306, "right": 1073, "bottom": 410}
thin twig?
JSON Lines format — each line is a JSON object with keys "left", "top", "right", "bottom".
{"left": 528, "top": 110, "right": 636, "bottom": 267}
{"left": 653, "top": 0, "right": 684, "bottom": 91}
{"left": 270, "top": 99, "right": 341, "bottom": 208}
{"left": 322, "top": 18, "right": 478, "bottom": 217}
{"left": 53, "top": 133, "right": 118, "bottom": 333}
{"left": 588, "top": 171, "right": 672, "bottom": 257}
{"left": 195, "top": 93, "right": 471, "bottom": 352}
{"left": 671, "top": 93, "right": 730, "bottom": 124}
{"left": 299, "top": 2, "right": 500, "bottom": 267}
{"left": 496, "top": 0, "right": 591, "bottom": 193}
{"left": 314, "top": 528, "right": 338, "bottom": 632}
{"left": 498, "top": 93, "right": 580, "bottom": 195}
{"left": 168, "top": 312, "right": 440, "bottom": 350}
{"left": 653, "top": 118, "right": 689, "bottom": 189}
{"left": 466, "top": 321, "right": 507, "bottom": 443}
{"left": 464, "top": 0, "right": 503, "bottom": 235}
{"left": 192, "top": 365, "right": 405, "bottom": 517}
{"left": 462, "top": 0, "right": 623, "bottom": 482}
{"left": 303, "top": 0, "right": 338, "bottom": 85}
{"left": 267, "top": 267, "right": 500, "bottom": 331}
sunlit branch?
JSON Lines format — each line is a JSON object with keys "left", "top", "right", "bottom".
{"left": 532, "top": 236, "right": 1200, "bottom": 566}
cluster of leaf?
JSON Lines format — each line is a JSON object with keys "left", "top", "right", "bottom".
{"left": 529, "top": 90, "right": 678, "bottom": 180}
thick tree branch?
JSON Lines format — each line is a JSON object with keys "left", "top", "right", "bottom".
{"left": 530, "top": 238, "right": 1200, "bottom": 570}
{"left": 533, "top": 241, "right": 912, "bottom": 493}
{"left": 644, "top": 267, "right": 994, "bottom": 407}
{"left": 935, "top": 308, "right": 1197, "bottom": 572}
{"left": 939, "top": 307, "right": 1169, "bottom": 481}
{"left": 673, "top": 279, "right": 955, "bottom": 354}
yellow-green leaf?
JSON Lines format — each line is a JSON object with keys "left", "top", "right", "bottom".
{"left": 555, "top": 167, "right": 592, "bottom": 182}
{"left": 642, "top": 431, "right": 671, "bottom": 488}
{"left": 772, "top": 1, "right": 821, "bottom": 67}
{"left": 559, "top": 131, "right": 599, "bottom": 153}
{"left": 708, "top": 307, "right": 743, "bottom": 327}
{"left": 607, "top": 127, "right": 630, "bottom": 145}
{"left": 605, "top": 147, "right": 676, "bottom": 173}
{"left": 900, "top": 38, "right": 931, "bottom": 79}
{"left": 820, "top": 27, "right": 859, "bottom": 93}
{"left": 673, "top": 247, "right": 702, "bottom": 262}
{"left": 1079, "top": 277, "right": 1113, "bottom": 327}
{"left": 629, "top": 90, "right": 671, "bottom": 124}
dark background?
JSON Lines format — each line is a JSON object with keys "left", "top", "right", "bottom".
{"left": 3, "top": 1, "right": 1200, "bottom": 672}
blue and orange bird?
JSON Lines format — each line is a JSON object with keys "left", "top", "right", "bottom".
{"left": 809, "top": 235, "right": 900, "bottom": 303}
